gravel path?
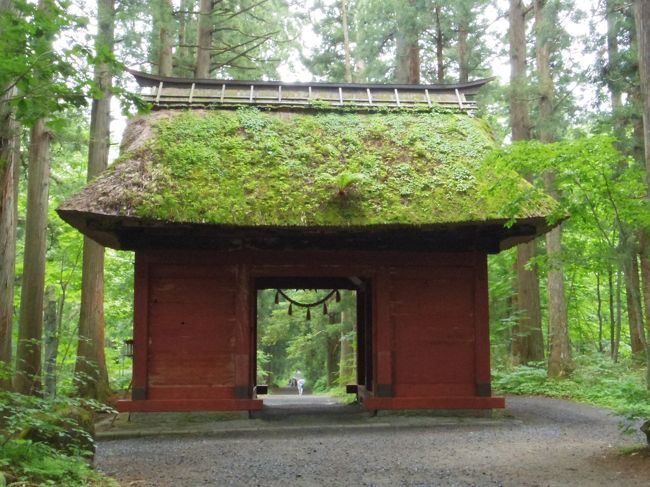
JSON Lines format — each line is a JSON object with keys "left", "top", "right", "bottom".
{"left": 95, "top": 396, "right": 649, "bottom": 486}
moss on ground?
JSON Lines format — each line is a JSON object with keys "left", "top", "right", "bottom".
{"left": 112, "top": 107, "right": 557, "bottom": 226}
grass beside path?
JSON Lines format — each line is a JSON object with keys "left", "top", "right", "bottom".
{"left": 493, "top": 353, "right": 650, "bottom": 422}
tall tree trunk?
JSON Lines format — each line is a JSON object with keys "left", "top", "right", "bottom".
{"left": 512, "top": 244, "right": 544, "bottom": 363}
{"left": 606, "top": 0, "right": 623, "bottom": 112}
{"left": 509, "top": 0, "right": 544, "bottom": 364}
{"left": 158, "top": 0, "right": 174, "bottom": 77}
{"left": 43, "top": 286, "right": 58, "bottom": 397}
{"left": 509, "top": 0, "right": 531, "bottom": 141}
{"left": 395, "top": 0, "right": 420, "bottom": 84}
{"left": 458, "top": 18, "right": 469, "bottom": 83}
{"left": 615, "top": 269, "right": 622, "bottom": 362}
{"left": 535, "top": 0, "right": 571, "bottom": 377}
{"left": 434, "top": 3, "right": 444, "bottom": 82}
{"left": 195, "top": 0, "right": 212, "bottom": 78}
{"left": 640, "top": 237, "right": 650, "bottom": 378}
{"left": 609, "top": 266, "right": 616, "bottom": 358}
{"left": 14, "top": 118, "right": 51, "bottom": 395}
{"left": 0, "top": 83, "right": 19, "bottom": 390}
{"left": 624, "top": 253, "right": 646, "bottom": 353}
{"left": 633, "top": 0, "right": 650, "bottom": 388}
{"left": 611, "top": 3, "right": 646, "bottom": 356}
{"left": 596, "top": 272, "right": 604, "bottom": 352}
{"left": 177, "top": 0, "right": 195, "bottom": 76}
{"left": 74, "top": 0, "right": 113, "bottom": 402}
{"left": 545, "top": 193, "right": 571, "bottom": 377}
{"left": 341, "top": 0, "right": 353, "bottom": 83}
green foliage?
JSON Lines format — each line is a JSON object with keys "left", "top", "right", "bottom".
{"left": 0, "top": 0, "right": 94, "bottom": 125}
{"left": 493, "top": 354, "right": 650, "bottom": 420}
{"left": 101, "top": 107, "right": 557, "bottom": 226}
{"left": 492, "top": 136, "right": 648, "bottom": 229}
{"left": 0, "top": 391, "right": 116, "bottom": 486}
{"left": 0, "top": 439, "right": 116, "bottom": 486}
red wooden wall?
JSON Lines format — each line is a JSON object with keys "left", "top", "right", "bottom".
{"left": 117, "top": 250, "right": 504, "bottom": 412}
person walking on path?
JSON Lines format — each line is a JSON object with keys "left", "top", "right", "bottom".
{"left": 297, "top": 377, "right": 305, "bottom": 396}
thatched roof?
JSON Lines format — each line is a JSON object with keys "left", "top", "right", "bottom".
{"left": 57, "top": 107, "right": 559, "bottom": 251}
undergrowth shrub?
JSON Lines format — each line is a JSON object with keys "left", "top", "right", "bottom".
{"left": 493, "top": 353, "right": 650, "bottom": 420}
{"left": 0, "top": 388, "right": 117, "bottom": 486}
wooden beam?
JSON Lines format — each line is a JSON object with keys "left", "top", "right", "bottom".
{"left": 132, "top": 252, "right": 149, "bottom": 400}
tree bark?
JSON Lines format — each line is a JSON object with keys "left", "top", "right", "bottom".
{"left": 509, "top": 0, "right": 544, "bottom": 364}
{"left": 43, "top": 286, "right": 58, "bottom": 397}
{"left": 545, "top": 188, "right": 571, "bottom": 377}
{"left": 434, "top": 3, "right": 444, "bottom": 82}
{"left": 606, "top": 0, "right": 623, "bottom": 112}
{"left": 596, "top": 272, "right": 604, "bottom": 352}
{"left": 177, "top": 0, "right": 195, "bottom": 76}
{"left": 458, "top": 17, "right": 469, "bottom": 83}
{"left": 624, "top": 253, "right": 646, "bottom": 353}
{"left": 615, "top": 269, "right": 622, "bottom": 362}
{"left": 14, "top": 118, "right": 51, "bottom": 395}
{"left": 395, "top": 0, "right": 420, "bottom": 84}
{"left": 74, "top": 0, "right": 113, "bottom": 402}
{"left": 158, "top": 0, "right": 174, "bottom": 77}
{"left": 512, "top": 243, "right": 544, "bottom": 363}
{"left": 341, "top": 0, "right": 353, "bottom": 83}
{"left": 509, "top": 0, "right": 531, "bottom": 141}
{"left": 633, "top": 0, "right": 650, "bottom": 387}
{"left": 195, "top": 0, "right": 212, "bottom": 78}
{"left": 0, "top": 84, "right": 19, "bottom": 391}
{"left": 610, "top": 1, "right": 646, "bottom": 356}
{"left": 608, "top": 267, "right": 616, "bottom": 358}
{"left": 535, "top": 0, "right": 571, "bottom": 377}
{"left": 640, "top": 237, "right": 650, "bottom": 383}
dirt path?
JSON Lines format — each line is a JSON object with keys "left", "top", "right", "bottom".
{"left": 95, "top": 396, "right": 649, "bottom": 486}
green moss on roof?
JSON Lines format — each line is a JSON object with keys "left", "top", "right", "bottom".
{"left": 86, "top": 108, "right": 558, "bottom": 227}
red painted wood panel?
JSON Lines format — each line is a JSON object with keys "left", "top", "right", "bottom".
{"left": 132, "top": 253, "right": 149, "bottom": 397}
{"left": 374, "top": 270, "right": 393, "bottom": 388}
{"left": 234, "top": 264, "right": 251, "bottom": 391}
{"left": 146, "top": 263, "right": 242, "bottom": 399}
{"left": 149, "top": 277, "right": 236, "bottom": 305}
{"left": 147, "top": 385, "right": 235, "bottom": 400}
{"left": 473, "top": 253, "right": 492, "bottom": 386}
{"left": 390, "top": 269, "right": 476, "bottom": 392}
{"left": 148, "top": 306, "right": 236, "bottom": 348}
{"left": 394, "top": 383, "right": 474, "bottom": 397}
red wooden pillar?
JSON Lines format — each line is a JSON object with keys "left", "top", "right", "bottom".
{"left": 132, "top": 252, "right": 148, "bottom": 400}
{"left": 234, "top": 263, "right": 251, "bottom": 399}
{"left": 474, "top": 252, "right": 492, "bottom": 397}
{"left": 374, "top": 269, "right": 393, "bottom": 397}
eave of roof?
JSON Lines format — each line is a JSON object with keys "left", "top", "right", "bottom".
{"left": 127, "top": 68, "right": 495, "bottom": 93}
{"left": 56, "top": 208, "right": 555, "bottom": 252}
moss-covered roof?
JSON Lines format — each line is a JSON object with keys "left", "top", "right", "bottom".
{"left": 59, "top": 107, "right": 557, "bottom": 231}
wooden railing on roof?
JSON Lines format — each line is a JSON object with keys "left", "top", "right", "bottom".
{"left": 128, "top": 70, "right": 493, "bottom": 113}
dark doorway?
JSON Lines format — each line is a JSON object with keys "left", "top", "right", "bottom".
{"left": 254, "top": 277, "right": 372, "bottom": 408}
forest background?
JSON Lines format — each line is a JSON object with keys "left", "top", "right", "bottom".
{"left": 2, "top": 0, "right": 650, "bottom": 484}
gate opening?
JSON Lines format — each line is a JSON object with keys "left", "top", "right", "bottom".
{"left": 254, "top": 277, "right": 372, "bottom": 412}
